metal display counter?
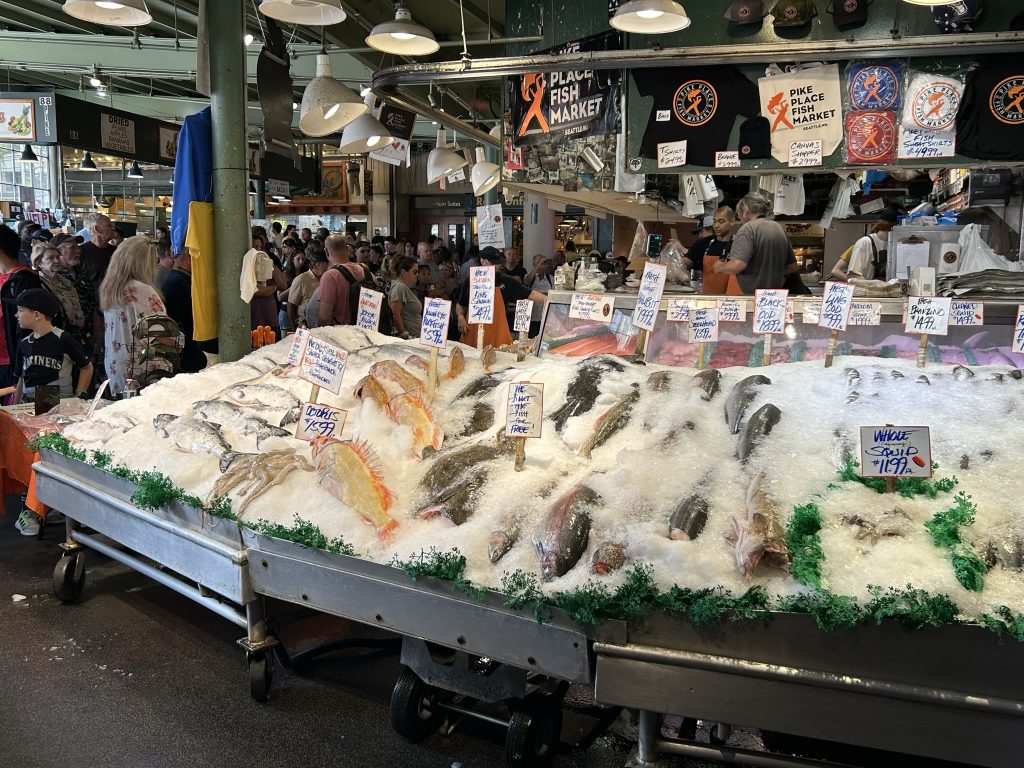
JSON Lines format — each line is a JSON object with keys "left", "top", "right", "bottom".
{"left": 593, "top": 612, "right": 1024, "bottom": 768}
{"left": 31, "top": 449, "right": 277, "bottom": 700}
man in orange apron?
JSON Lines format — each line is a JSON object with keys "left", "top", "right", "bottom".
{"left": 455, "top": 247, "right": 548, "bottom": 347}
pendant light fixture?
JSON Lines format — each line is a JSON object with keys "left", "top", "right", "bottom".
{"left": 80, "top": 152, "right": 98, "bottom": 171}
{"left": 338, "top": 95, "right": 394, "bottom": 154}
{"left": 258, "top": 0, "right": 346, "bottom": 25}
{"left": 299, "top": 53, "right": 367, "bottom": 137}
{"left": 470, "top": 148, "right": 500, "bottom": 196}
{"left": 20, "top": 145, "right": 39, "bottom": 163}
{"left": 63, "top": 0, "right": 152, "bottom": 26}
{"left": 426, "top": 130, "right": 468, "bottom": 185}
{"left": 127, "top": 160, "right": 144, "bottom": 179}
{"left": 366, "top": 2, "right": 439, "bottom": 56}
{"left": 610, "top": 0, "right": 691, "bottom": 34}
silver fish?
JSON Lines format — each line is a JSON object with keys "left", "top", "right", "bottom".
{"left": 872, "top": 370, "right": 885, "bottom": 381}
{"left": 691, "top": 368, "right": 722, "bottom": 401}
{"left": 953, "top": 365, "right": 975, "bottom": 381}
{"left": 591, "top": 542, "right": 627, "bottom": 575}
{"left": 222, "top": 383, "right": 301, "bottom": 413}
{"left": 724, "top": 375, "right": 771, "bottom": 434}
{"left": 489, "top": 511, "right": 521, "bottom": 564}
{"left": 845, "top": 368, "right": 861, "bottom": 387}
{"left": 534, "top": 485, "right": 598, "bottom": 581}
{"left": 916, "top": 375, "right": 930, "bottom": 386}
{"left": 669, "top": 494, "right": 709, "bottom": 541}
{"left": 238, "top": 418, "right": 292, "bottom": 448}
{"left": 193, "top": 400, "right": 292, "bottom": 448}
{"left": 890, "top": 370, "right": 905, "bottom": 380}
{"left": 579, "top": 384, "right": 640, "bottom": 459}
{"left": 847, "top": 391, "right": 860, "bottom": 403}
{"left": 153, "top": 414, "right": 243, "bottom": 472}
{"left": 729, "top": 473, "right": 790, "bottom": 579}
{"left": 736, "top": 403, "right": 781, "bottom": 463}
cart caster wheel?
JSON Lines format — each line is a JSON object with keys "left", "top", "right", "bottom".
{"left": 389, "top": 666, "right": 443, "bottom": 742}
{"left": 248, "top": 652, "right": 273, "bottom": 702}
{"left": 709, "top": 723, "right": 731, "bottom": 746}
{"left": 505, "top": 707, "right": 562, "bottom": 768}
{"left": 52, "top": 553, "right": 85, "bottom": 604}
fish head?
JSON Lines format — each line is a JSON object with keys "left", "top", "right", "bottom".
{"left": 488, "top": 531, "right": 512, "bottom": 563}
{"left": 539, "top": 550, "right": 560, "bottom": 582}
{"left": 732, "top": 526, "right": 764, "bottom": 579}
{"left": 152, "top": 414, "right": 177, "bottom": 431}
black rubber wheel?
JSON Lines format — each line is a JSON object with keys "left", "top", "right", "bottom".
{"left": 248, "top": 652, "right": 273, "bottom": 702}
{"left": 389, "top": 666, "right": 443, "bottom": 742}
{"left": 52, "top": 553, "right": 85, "bottom": 603}
{"left": 709, "top": 723, "right": 729, "bottom": 746}
{"left": 505, "top": 707, "right": 562, "bottom": 768}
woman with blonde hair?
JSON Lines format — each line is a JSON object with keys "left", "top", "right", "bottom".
{"left": 99, "top": 235, "right": 171, "bottom": 396}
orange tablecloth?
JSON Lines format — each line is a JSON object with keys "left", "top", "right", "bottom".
{"left": 0, "top": 409, "right": 51, "bottom": 516}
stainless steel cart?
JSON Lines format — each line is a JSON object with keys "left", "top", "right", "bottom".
{"left": 32, "top": 449, "right": 277, "bottom": 700}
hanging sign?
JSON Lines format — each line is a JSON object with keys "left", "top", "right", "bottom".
{"left": 420, "top": 297, "right": 451, "bottom": 349}
{"left": 569, "top": 293, "right": 615, "bottom": 321}
{"left": 949, "top": 301, "right": 983, "bottom": 327}
{"left": 476, "top": 204, "right": 506, "bottom": 249}
{"left": 513, "top": 299, "right": 534, "bottom": 333}
{"left": 905, "top": 297, "right": 951, "bottom": 335}
{"left": 356, "top": 288, "right": 384, "bottom": 332}
{"left": 469, "top": 266, "right": 496, "bottom": 324}
{"left": 0, "top": 99, "right": 35, "bottom": 141}
{"left": 294, "top": 403, "right": 347, "bottom": 443}
{"left": 753, "top": 289, "right": 788, "bottom": 335}
{"left": 298, "top": 336, "right": 348, "bottom": 395}
{"left": 818, "top": 281, "right": 855, "bottom": 332}
{"left": 859, "top": 426, "right": 932, "bottom": 479}
{"left": 688, "top": 307, "right": 719, "bottom": 343}
{"left": 100, "top": 113, "right": 136, "bottom": 154}
{"left": 505, "top": 382, "right": 544, "bottom": 439}
{"left": 632, "top": 262, "right": 667, "bottom": 331}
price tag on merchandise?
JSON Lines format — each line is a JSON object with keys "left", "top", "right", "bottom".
{"left": 859, "top": 426, "right": 932, "bottom": 478}
{"left": 298, "top": 336, "right": 348, "bottom": 395}
{"left": 666, "top": 299, "right": 693, "bottom": 322}
{"left": 849, "top": 302, "right": 882, "bottom": 326}
{"left": 286, "top": 327, "right": 310, "bottom": 366}
{"left": 789, "top": 139, "right": 822, "bottom": 168}
{"left": 420, "top": 297, "right": 451, "bottom": 349}
{"left": 688, "top": 307, "right": 719, "bottom": 343}
{"left": 801, "top": 300, "right": 822, "bottom": 324}
{"left": 469, "top": 266, "right": 495, "bottom": 324}
{"left": 513, "top": 299, "right": 533, "bottom": 333}
{"left": 717, "top": 298, "right": 746, "bottom": 322}
{"left": 632, "top": 262, "right": 667, "bottom": 332}
{"left": 904, "top": 297, "right": 951, "bottom": 335}
{"left": 715, "top": 151, "right": 741, "bottom": 169}
{"left": 356, "top": 288, "right": 384, "bottom": 331}
{"left": 294, "top": 402, "right": 348, "bottom": 442}
{"left": 656, "top": 140, "right": 688, "bottom": 169}
{"left": 568, "top": 293, "right": 615, "bottom": 322}
{"left": 505, "top": 382, "right": 544, "bottom": 439}
{"left": 949, "top": 301, "right": 984, "bottom": 327}
{"left": 1014, "top": 305, "right": 1024, "bottom": 354}
{"left": 818, "top": 281, "right": 855, "bottom": 332}
{"left": 753, "top": 289, "right": 789, "bottom": 335}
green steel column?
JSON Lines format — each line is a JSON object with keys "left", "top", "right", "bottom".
{"left": 205, "top": 0, "right": 249, "bottom": 361}
{"left": 254, "top": 178, "right": 265, "bottom": 219}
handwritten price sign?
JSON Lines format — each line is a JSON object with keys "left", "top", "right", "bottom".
{"left": 904, "top": 296, "right": 951, "bottom": 336}
{"left": 656, "top": 140, "right": 687, "bottom": 169}
{"left": 818, "top": 281, "right": 855, "bottom": 332}
{"left": 849, "top": 302, "right": 882, "bottom": 327}
{"left": 568, "top": 293, "right": 615, "bottom": 322}
{"left": 286, "top": 327, "right": 310, "bottom": 366}
{"left": 1013, "top": 305, "right": 1024, "bottom": 354}
{"left": 753, "top": 289, "right": 789, "bottom": 335}
{"left": 715, "top": 151, "right": 741, "bottom": 169}
{"left": 420, "top": 297, "right": 451, "bottom": 349}
{"left": 859, "top": 425, "right": 932, "bottom": 479}
{"left": 469, "top": 266, "right": 495, "bottom": 324}
{"left": 789, "top": 140, "right": 822, "bottom": 168}
{"left": 717, "top": 298, "right": 746, "bottom": 323}
{"left": 294, "top": 402, "right": 347, "bottom": 443}
{"left": 298, "top": 336, "right": 348, "bottom": 395}
{"left": 688, "top": 307, "right": 719, "bottom": 343}
{"left": 632, "top": 262, "right": 667, "bottom": 332}
{"left": 505, "top": 382, "right": 544, "bottom": 439}
{"left": 801, "top": 300, "right": 822, "bottom": 324}
{"left": 513, "top": 299, "right": 533, "bottom": 333}
{"left": 356, "top": 288, "right": 384, "bottom": 332}
{"left": 667, "top": 299, "right": 693, "bottom": 323}
{"left": 949, "top": 301, "right": 983, "bottom": 327}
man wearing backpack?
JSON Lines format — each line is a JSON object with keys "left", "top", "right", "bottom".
{"left": 315, "top": 235, "right": 364, "bottom": 328}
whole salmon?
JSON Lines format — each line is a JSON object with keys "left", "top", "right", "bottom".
{"left": 729, "top": 473, "right": 790, "bottom": 579}
{"left": 311, "top": 436, "right": 397, "bottom": 541}
{"left": 579, "top": 384, "right": 640, "bottom": 458}
{"left": 534, "top": 485, "right": 599, "bottom": 581}
{"left": 724, "top": 375, "right": 771, "bottom": 434}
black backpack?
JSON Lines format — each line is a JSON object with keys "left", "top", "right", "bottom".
{"left": 334, "top": 264, "right": 394, "bottom": 335}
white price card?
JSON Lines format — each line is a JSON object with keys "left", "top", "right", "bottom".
{"left": 656, "top": 140, "right": 688, "bottom": 169}
{"left": 1013, "top": 306, "right": 1024, "bottom": 354}
{"left": 849, "top": 302, "right": 882, "bottom": 326}
{"left": 469, "top": 265, "right": 496, "bottom": 325}
{"left": 568, "top": 293, "right": 616, "bottom": 322}
{"left": 513, "top": 299, "right": 533, "bottom": 333}
{"left": 753, "top": 289, "right": 789, "bottom": 335}
{"left": 505, "top": 382, "right": 544, "bottom": 439}
{"left": 949, "top": 301, "right": 984, "bottom": 327}
{"left": 789, "top": 139, "right": 822, "bottom": 167}
{"left": 420, "top": 297, "right": 451, "bottom": 349}
{"left": 286, "top": 327, "right": 310, "bottom": 366}
{"left": 905, "top": 296, "right": 952, "bottom": 336}
{"left": 717, "top": 298, "right": 747, "bottom": 322}
{"left": 356, "top": 288, "right": 384, "bottom": 332}
{"left": 298, "top": 336, "right": 349, "bottom": 395}
{"left": 859, "top": 426, "right": 932, "bottom": 479}
{"left": 688, "top": 307, "right": 719, "bottom": 343}
{"left": 818, "top": 281, "right": 855, "bottom": 332}
{"left": 476, "top": 203, "right": 506, "bottom": 249}
{"left": 898, "top": 127, "right": 955, "bottom": 160}
{"left": 294, "top": 403, "right": 348, "bottom": 443}
{"left": 632, "top": 262, "right": 667, "bottom": 332}
{"left": 715, "top": 151, "right": 741, "bottom": 169}
{"left": 666, "top": 299, "right": 693, "bottom": 323}
{"left": 801, "top": 300, "right": 822, "bottom": 324}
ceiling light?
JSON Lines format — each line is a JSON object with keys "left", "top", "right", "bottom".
{"left": 292, "top": 101, "right": 298, "bottom": 110}
{"left": 471, "top": 147, "right": 500, "bottom": 196}
{"left": 360, "top": 85, "right": 371, "bottom": 97}
{"left": 299, "top": 54, "right": 367, "bottom": 137}
{"left": 426, "top": 130, "right": 467, "bottom": 185}
{"left": 610, "top": 0, "right": 691, "bottom": 33}
{"left": 63, "top": 0, "right": 152, "bottom": 26}
{"left": 89, "top": 67, "right": 102, "bottom": 88}
{"left": 244, "top": 33, "right": 255, "bottom": 46}
{"left": 338, "top": 95, "right": 393, "bottom": 154}
{"left": 258, "top": 0, "right": 346, "bottom": 25}
{"left": 127, "top": 160, "right": 143, "bottom": 178}
{"left": 366, "top": 3, "right": 439, "bottom": 56}
{"left": 80, "top": 152, "right": 98, "bottom": 171}
{"left": 20, "top": 145, "right": 38, "bottom": 163}
{"left": 561, "top": 217, "right": 579, "bottom": 225}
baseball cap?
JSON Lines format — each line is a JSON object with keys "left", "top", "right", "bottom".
{"left": 828, "top": 0, "right": 868, "bottom": 28}
{"left": 479, "top": 246, "right": 506, "bottom": 264}
{"left": 692, "top": 215, "right": 714, "bottom": 234}
{"left": 738, "top": 115, "right": 772, "bottom": 159}
{"left": 773, "top": 0, "right": 817, "bottom": 27}
{"left": 9, "top": 288, "right": 60, "bottom": 317}
{"left": 307, "top": 251, "right": 329, "bottom": 263}
{"left": 932, "top": 1, "right": 983, "bottom": 33}
{"left": 724, "top": 0, "right": 773, "bottom": 23}
{"left": 51, "top": 233, "right": 84, "bottom": 248}
{"left": 30, "top": 228, "right": 53, "bottom": 242}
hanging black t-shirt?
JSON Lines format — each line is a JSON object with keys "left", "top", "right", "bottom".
{"left": 634, "top": 66, "right": 760, "bottom": 167}
{"left": 956, "top": 60, "right": 1024, "bottom": 161}
{"left": 15, "top": 327, "right": 90, "bottom": 397}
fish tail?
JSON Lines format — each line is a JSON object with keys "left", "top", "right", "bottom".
{"left": 417, "top": 505, "right": 444, "bottom": 520}
{"left": 280, "top": 406, "right": 300, "bottom": 426}
{"left": 376, "top": 517, "right": 399, "bottom": 542}
{"left": 349, "top": 439, "right": 393, "bottom": 511}
{"left": 431, "top": 423, "right": 443, "bottom": 450}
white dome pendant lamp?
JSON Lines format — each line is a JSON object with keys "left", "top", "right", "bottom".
{"left": 610, "top": 0, "right": 691, "bottom": 34}
{"left": 366, "top": 2, "right": 439, "bottom": 56}
{"left": 338, "top": 95, "right": 394, "bottom": 154}
{"left": 299, "top": 54, "right": 367, "bottom": 137}
{"left": 426, "top": 130, "right": 468, "bottom": 185}
{"left": 470, "top": 148, "right": 500, "bottom": 196}
{"left": 63, "top": 0, "right": 152, "bottom": 26}
{"left": 258, "top": 0, "right": 346, "bottom": 25}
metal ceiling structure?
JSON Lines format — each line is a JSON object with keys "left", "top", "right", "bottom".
{"left": 0, "top": 0, "right": 533, "bottom": 140}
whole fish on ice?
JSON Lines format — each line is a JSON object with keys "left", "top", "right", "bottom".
{"left": 534, "top": 484, "right": 599, "bottom": 581}
{"left": 591, "top": 542, "right": 627, "bottom": 575}
{"left": 729, "top": 473, "right": 790, "bottom": 579}
{"left": 222, "top": 383, "right": 302, "bottom": 425}
{"left": 724, "top": 375, "right": 771, "bottom": 434}
{"left": 192, "top": 400, "right": 291, "bottom": 447}
{"left": 353, "top": 375, "right": 390, "bottom": 410}
{"left": 370, "top": 359, "right": 425, "bottom": 394}
{"left": 447, "top": 347, "right": 465, "bottom": 380}
{"left": 153, "top": 414, "right": 244, "bottom": 472}
{"left": 736, "top": 403, "right": 781, "bottom": 462}
{"left": 311, "top": 436, "right": 397, "bottom": 541}
{"left": 456, "top": 372, "right": 503, "bottom": 400}
{"left": 579, "top": 384, "right": 640, "bottom": 458}
{"left": 388, "top": 392, "right": 444, "bottom": 459}
{"left": 669, "top": 493, "right": 709, "bottom": 541}
{"left": 691, "top": 368, "right": 721, "bottom": 401}
{"left": 551, "top": 358, "right": 625, "bottom": 432}
{"left": 489, "top": 510, "right": 521, "bottom": 564}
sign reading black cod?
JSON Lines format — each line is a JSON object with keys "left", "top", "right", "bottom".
{"left": 508, "top": 31, "right": 622, "bottom": 147}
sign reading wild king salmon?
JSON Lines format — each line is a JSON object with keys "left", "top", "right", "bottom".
{"left": 469, "top": 266, "right": 496, "bottom": 324}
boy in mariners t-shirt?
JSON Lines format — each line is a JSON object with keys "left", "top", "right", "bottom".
{"left": 6, "top": 289, "right": 93, "bottom": 404}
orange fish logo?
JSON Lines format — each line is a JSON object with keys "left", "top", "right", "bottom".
{"left": 990, "top": 76, "right": 1024, "bottom": 126}
{"left": 517, "top": 73, "right": 550, "bottom": 137}
{"left": 767, "top": 91, "right": 793, "bottom": 132}
{"left": 911, "top": 80, "right": 960, "bottom": 131}
{"left": 672, "top": 80, "right": 717, "bottom": 126}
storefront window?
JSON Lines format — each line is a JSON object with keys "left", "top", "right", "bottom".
{"left": 0, "top": 142, "right": 52, "bottom": 210}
